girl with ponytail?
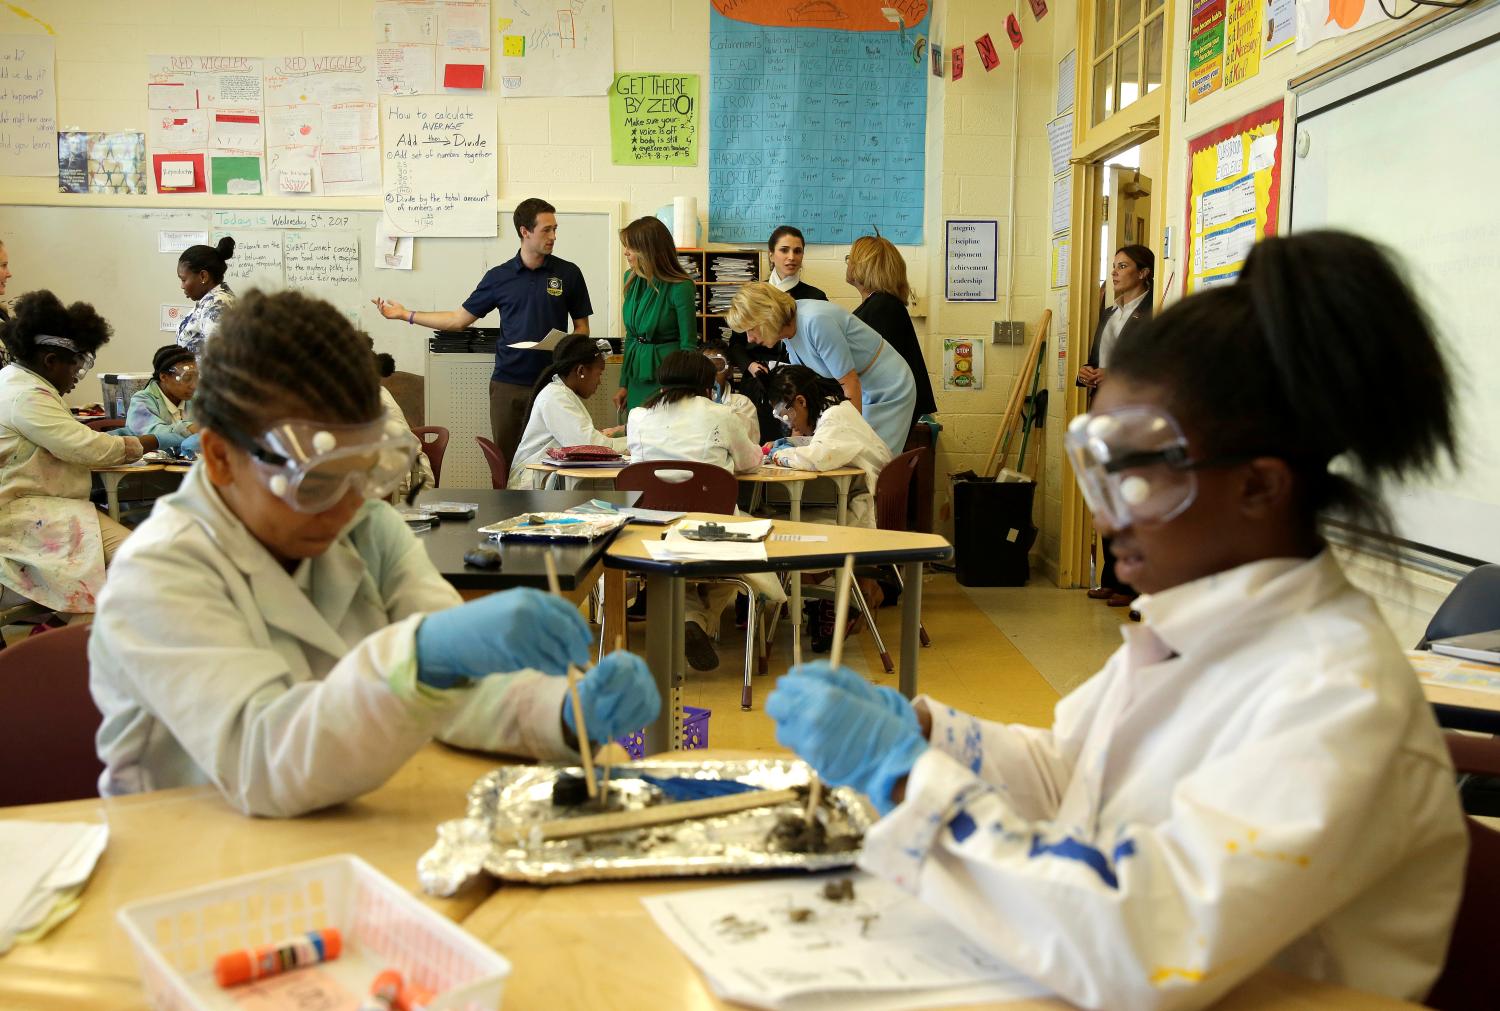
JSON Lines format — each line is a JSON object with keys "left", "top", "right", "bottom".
{"left": 508, "top": 333, "right": 623, "bottom": 488}
{"left": 175, "top": 235, "right": 237, "bottom": 355}
{"left": 765, "top": 230, "right": 1466, "bottom": 1008}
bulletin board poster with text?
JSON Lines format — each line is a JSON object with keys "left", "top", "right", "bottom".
{"left": 1184, "top": 99, "right": 1284, "bottom": 293}
{"left": 708, "top": 0, "right": 931, "bottom": 246}
{"left": 610, "top": 73, "right": 699, "bottom": 165}
{"left": 1187, "top": 0, "right": 1226, "bottom": 103}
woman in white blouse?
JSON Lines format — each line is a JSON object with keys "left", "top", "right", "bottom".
{"left": 509, "top": 334, "right": 624, "bottom": 489}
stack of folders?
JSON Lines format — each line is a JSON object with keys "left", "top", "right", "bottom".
{"left": 1431, "top": 630, "right": 1500, "bottom": 664}
{"left": 677, "top": 255, "right": 701, "bottom": 279}
{"left": 709, "top": 256, "right": 754, "bottom": 282}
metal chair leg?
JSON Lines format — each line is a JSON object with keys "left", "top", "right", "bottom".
{"left": 851, "top": 581, "right": 894, "bottom": 675}
{"left": 891, "top": 566, "right": 931, "bottom": 647}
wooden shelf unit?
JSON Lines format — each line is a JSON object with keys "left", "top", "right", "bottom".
{"left": 675, "top": 247, "right": 765, "bottom": 345}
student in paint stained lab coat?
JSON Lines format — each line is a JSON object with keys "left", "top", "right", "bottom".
{"left": 90, "top": 291, "right": 658, "bottom": 818}
{"left": 763, "top": 364, "right": 892, "bottom": 530}
{"left": 509, "top": 333, "right": 625, "bottom": 489}
{"left": 767, "top": 232, "right": 1468, "bottom": 1010}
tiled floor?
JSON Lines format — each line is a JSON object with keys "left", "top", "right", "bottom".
{"left": 633, "top": 571, "right": 1128, "bottom": 753}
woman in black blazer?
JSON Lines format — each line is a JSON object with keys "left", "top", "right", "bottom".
{"left": 846, "top": 234, "right": 937, "bottom": 430}
{"left": 1080, "top": 244, "right": 1155, "bottom": 608}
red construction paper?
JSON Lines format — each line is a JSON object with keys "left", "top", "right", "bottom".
{"left": 976, "top": 33, "right": 999, "bottom": 71}
{"left": 214, "top": 113, "right": 259, "bottom": 124}
{"left": 952, "top": 45, "right": 965, "bottom": 81}
{"left": 152, "top": 153, "right": 205, "bottom": 194}
{"left": 1007, "top": 14, "right": 1024, "bottom": 48}
{"left": 443, "top": 63, "right": 484, "bottom": 88}
{"left": 1029, "top": 0, "right": 1049, "bottom": 19}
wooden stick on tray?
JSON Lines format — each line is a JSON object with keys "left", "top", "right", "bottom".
{"left": 544, "top": 552, "right": 598, "bottom": 800}
{"left": 513, "top": 788, "right": 802, "bottom": 844}
{"left": 805, "top": 555, "right": 857, "bottom": 824}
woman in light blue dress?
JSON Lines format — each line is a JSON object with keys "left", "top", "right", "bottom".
{"left": 726, "top": 282, "right": 915, "bottom": 454}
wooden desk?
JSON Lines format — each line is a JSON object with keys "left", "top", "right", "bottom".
{"left": 92, "top": 463, "right": 191, "bottom": 520}
{"left": 1408, "top": 649, "right": 1500, "bottom": 734}
{"left": 526, "top": 463, "right": 865, "bottom": 524}
{"left": 0, "top": 745, "right": 500, "bottom": 1011}
{"left": 607, "top": 514, "right": 952, "bottom": 750}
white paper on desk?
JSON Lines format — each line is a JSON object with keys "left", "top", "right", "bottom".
{"left": 0, "top": 821, "right": 107, "bottom": 952}
{"left": 646, "top": 538, "right": 768, "bottom": 563}
{"left": 641, "top": 872, "right": 1048, "bottom": 1010}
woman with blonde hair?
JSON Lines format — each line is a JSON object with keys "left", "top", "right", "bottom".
{"left": 614, "top": 216, "right": 696, "bottom": 414}
{"left": 726, "top": 282, "right": 915, "bottom": 454}
{"left": 847, "top": 235, "right": 936, "bottom": 428}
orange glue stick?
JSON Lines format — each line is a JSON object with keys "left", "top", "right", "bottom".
{"left": 358, "top": 969, "right": 404, "bottom": 1011}
{"left": 213, "top": 928, "right": 343, "bottom": 988}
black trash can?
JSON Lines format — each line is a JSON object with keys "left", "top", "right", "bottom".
{"left": 952, "top": 475, "right": 1037, "bottom": 586}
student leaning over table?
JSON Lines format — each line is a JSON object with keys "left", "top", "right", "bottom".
{"left": 89, "top": 291, "right": 658, "bottom": 818}
{"left": 126, "top": 344, "right": 200, "bottom": 454}
{"left": 0, "top": 292, "right": 157, "bottom": 615}
{"left": 767, "top": 233, "right": 1467, "bottom": 1009}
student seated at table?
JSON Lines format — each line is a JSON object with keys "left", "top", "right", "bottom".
{"left": 764, "top": 365, "right": 892, "bottom": 530}
{"left": 627, "top": 350, "right": 780, "bottom": 671}
{"left": 0, "top": 291, "right": 157, "bottom": 617}
{"left": 510, "top": 333, "right": 624, "bottom": 489}
{"left": 126, "top": 345, "right": 200, "bottom": 454}
{"left": 371, "top": 343, "right": 434, "bottom": 498}
{"left": 767, "top": 232, "right": 1467, "bottom": 1009}
{"left": 703, "top": 342, "right": 759, "bottom": 443}
{"left": 89, "top": 291, "right": 658, "bottom": 818}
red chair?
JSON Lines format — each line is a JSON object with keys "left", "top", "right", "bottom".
{"left": 1425, "top": 733, "right": 1500, "bottom": 1009}
{"left": 874, "top": 447, "right": 931, "bottom": 647}
{"left": 411, "top": 426, "right": 449, "bottom": 487}
{"left": 475, "top": 436, "right": 510, "bottom": 490}
{"left": 84, "top": 417, "right": 125, "bottom": 432}
{"left": 0, "top": 624, "right": 103, "bottom": 805}
{"left": 614, "top": 461, "right": 765, "bottom": 709}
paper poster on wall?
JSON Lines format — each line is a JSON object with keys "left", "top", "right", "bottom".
{"left": 1223, "top": 0, "right": 1264, "bottom": 88}
{"left": 147, "top": 56, "right": 265, "bottom": 195}
{"left": 381, "top": 96, "right": 497, "bottom": 237}
{"left": 1184, "top": 99, "right": 1284, "bottom": 293}
{"left": 69, "top": 132, "right": 146, "bottom": 195}
{"left": 160, "top": 305, "right": 194, "bottom": 332}
{"left": 1046, "top": 113, "right": 1072, "bottom": 176}
{"left": 374, "top": 0, "right": 491, "bottom": 96}
{"left": 1263, "top": 0, "right": 1297, "bottom": 56}
{"left": 375, "top": 222, "right": 415, "bottom": 269}
{"left": 610, "top": 73, "right": 699, "bottom": 166}
{"left": 1187, "top": 0, "right": 1226, "bottom": 103}
{"left": 942, "top": 337, "right": 984, "bottom": 391}
{"left": 1050, "top": 236, "right": 1071, "bottom": 289}
{"left": 944, "top": 219, "right": 997, "bottom": 302}
{"left": 0, "top": 35, "right": 57, "bottom": 177}
{"left": 265, "top": 56, "right": 380, "bottom": 196}
{"left": 1051, "top": 176, "right": 1071, "bottom": 235}
{"left": 708, "top": 1, "right": 931, "bottom": 246}
{"left": 499, "top": 0, "right": 613, "bottom": 97}
{"left": 952, "top": 45, "right": 965, "bottom": 81}
{"left": 157, "top": 229, "right": 208, "bottom": 253}
{"left": 1057, "top": 50, "right": 1076, "bottom": 114}
{"left": 1295, "top": 0, "right": 1385, "bottom": 52}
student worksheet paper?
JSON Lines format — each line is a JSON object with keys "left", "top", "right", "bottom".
{"left": 265, "top": 56, "right": 379, "bottom": 196}
{"left": 498, "top": 0, "right": 614, "bottom": 97}
{"left": 146, "top": 55, "right": 265, "bottom": 196}
{"left": 374, "top": 0, "right": 491, "bottom": 95}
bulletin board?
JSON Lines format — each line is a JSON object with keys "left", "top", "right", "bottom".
{"left": 1183, "top": 98, "right": 1284, "bottom": 293}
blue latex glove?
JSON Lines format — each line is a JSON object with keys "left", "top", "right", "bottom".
{"left": 563, "top": 649, "right": 661, "bottom": 743}
{"left": 415, "top": 587, "right": 591, "bottom": 689}
{"left": 769, "top": 448, "right": 797, "bottom": 468}
{"left": 767, "top": 672, "right": 928, "bottom": 815}
{"left": 179, "top": 432, "right": 201, "bottom": 456}
{"left": 788, "top": 661, "right": 919, "bottom": 733}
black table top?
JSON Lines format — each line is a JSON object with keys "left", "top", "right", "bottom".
{"left": 415, "top": 488, "right": 641, "bottom": 590}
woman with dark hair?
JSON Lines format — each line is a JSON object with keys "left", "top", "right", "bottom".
{"left": 1079, "top": 243, "right": 1156, "bottom": 608}
{"left": 510, "top": 333, "right": 624, "bottom": 488}
{"left": 767, "top": 225, "right": 826, "bottom": 301}
{"left": 175, "top": 236, "right": 237, "bottom": 355}
{"left": 0, "top": 291, "right": 157, "bottom": 615}
{"left": 769, "top": 231, "right": 1465, "bottom": 1009}
{"left": 89, "top": 289, "right": 657, "bottom": 816}
{"left": 615, "top": 216, "right": 696, "bottom": 414}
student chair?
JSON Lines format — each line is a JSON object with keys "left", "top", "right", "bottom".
{"left": 1419, "top": 564, "right": 1500, "bottom": 735}
{"left": 615, "top": 461, "right": 765, "bottom": 710}
{"left": 475, "top": 436, "right": 510, "bottom": 489}
{"left": 0, "top": 623, "right": 104, "bottom": 805}
{"left": 1424, "top": 732, "right": 1500, "bottom": 1010}
{"left": 874, "top": 448, "right": 932, "bottom": 648}
{"left": 411, "top": 426, "right": 449, "bottom": 487}
{"left": 0, "top": 600, "right": 55, "bottom": 651}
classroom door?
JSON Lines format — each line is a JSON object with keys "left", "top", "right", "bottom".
{"left": 1105, "top": 166, "right": 1152, "bottom": 269}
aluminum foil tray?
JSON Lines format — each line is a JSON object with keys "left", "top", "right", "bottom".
{"left": 419, "top": 759, "right": 873, "bottom": 894}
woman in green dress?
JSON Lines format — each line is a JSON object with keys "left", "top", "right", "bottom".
{"left": 614, "top": 216, "right": 697, "bottom": 414}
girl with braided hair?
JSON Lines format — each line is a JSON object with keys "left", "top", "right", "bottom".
{"left": 0, "top": 291, "right": 156, "bottom": 615}
{"left": 508, "top": 333, "right": 624, "bottom": 489}
{"left": 90, "top": 290, "right": 658, "bottom": 817}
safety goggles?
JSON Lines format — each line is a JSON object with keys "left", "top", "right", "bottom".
{"left": 35, "top": 334, "right": 95, "bottom": 379}
{"left": 165, "top": 361, "right": 198, "bottom": 382}
{"left": 239, "top": 414, "right": 419, "bottom": 514}
{"left": 1065, "top": 406, "right": 1206, "bottom": 529}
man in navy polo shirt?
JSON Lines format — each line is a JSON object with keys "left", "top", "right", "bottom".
{"left": 371, "top": 197, "right": 593, "bottom": 463}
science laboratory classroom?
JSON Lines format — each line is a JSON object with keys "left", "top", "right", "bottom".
{"left": 6, "top": 0, "right": 1500, "bottom": 1008}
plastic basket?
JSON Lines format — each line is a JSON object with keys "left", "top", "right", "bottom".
{"left": 117, "top": 854, "right": 509, "bottom": 1011}
{"left": 616, "top": 705, "right": 711, "bottom": 760}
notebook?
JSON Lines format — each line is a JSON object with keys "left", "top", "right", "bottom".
{"left": 1430, "top": 630, "right": 1500, "bottom": 665}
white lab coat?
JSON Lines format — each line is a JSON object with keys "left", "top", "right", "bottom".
{"left": 769, "top": 400, "right": 892, "bottom": 528}
{"left": 0, "top": 362, "right": 141, "bottom": 611}
{"left": 715, "top": 388, "right": 760, "bottom": 444}
{"left": 379, "top": 386, "right": 435, "bottom": 496}
{"left": 627, "top": 395, "right": 762, "bottom": 475}
{"left": 89, "top": 464, "right": 573, "bottom": 818}
{"left": 510, "top": 377, "right": 625, "bottom": 489}
{"left": 861, "top": 552, "right": 1465, "bottom": 1010}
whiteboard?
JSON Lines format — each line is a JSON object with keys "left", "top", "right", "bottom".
{"left": 0, "top": 201, "right": 620, "bottom": 397}
{"left": 1291, "top": 3, "right": 1500, "bottom": 564}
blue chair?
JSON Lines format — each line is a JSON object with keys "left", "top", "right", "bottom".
{"left": 1420, "top": 564, "right": 1500, "bottom": 735}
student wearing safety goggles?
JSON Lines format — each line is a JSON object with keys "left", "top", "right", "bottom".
{"left": 703, "top": 343, "right": 759, "bottom": 443}
{"left": 90, "top": 291, "right": 658, "bottom": 818}
{"left": 0, "top": 291, "right": 157, "bottom": 617}
{"left": 126, "top": 344, "right": 200, "bottom": 454}
{"left": 766, "top": 232, "right": 1466, "bottom": 1008}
